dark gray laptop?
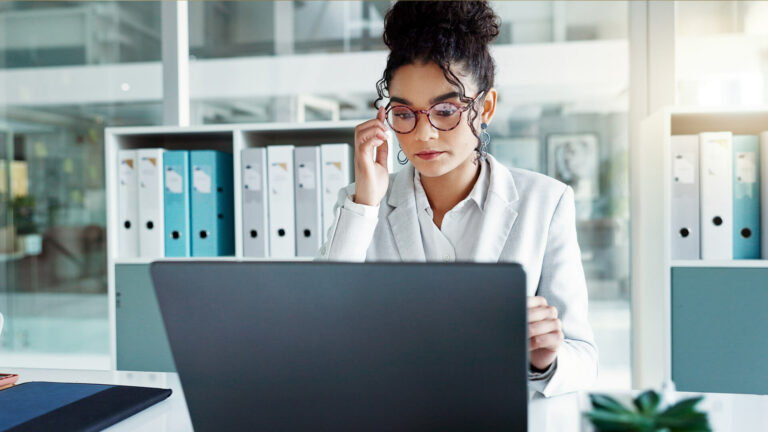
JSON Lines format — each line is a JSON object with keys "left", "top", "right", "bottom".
{"left": 151, "top": 261, "right": 528, "bottom": 431}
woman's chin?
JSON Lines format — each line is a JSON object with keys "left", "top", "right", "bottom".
{"left": 412, "top": 159, "right": 454, "bottom": 178}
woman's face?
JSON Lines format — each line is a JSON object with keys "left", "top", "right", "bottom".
{"left": 387, "top": 61, "right": 492, "bottom": 179}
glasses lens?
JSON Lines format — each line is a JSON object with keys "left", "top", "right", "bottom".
{"left": 388, "top": 106, "right": 416, "bottom": 133}
{"left": 429, "top": 103, "right": 461, "bottom": 130}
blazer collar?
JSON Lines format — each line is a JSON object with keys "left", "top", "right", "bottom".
{"left": 386, "top": 154, "right": 520, "bottom": 262}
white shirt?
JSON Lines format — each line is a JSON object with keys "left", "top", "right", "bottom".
{"left": 412, "top": 158, "right": 490, "bottom": 263}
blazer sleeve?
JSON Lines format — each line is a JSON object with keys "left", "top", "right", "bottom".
{"left": 314, "top": 184, "right": 379, "bottom": 262}
{"left": 530, "top": 185, "right": 599, "bottom": 397}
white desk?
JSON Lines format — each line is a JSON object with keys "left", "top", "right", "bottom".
{"left": 4, "top": 367, "right": 768, "bottom": 431}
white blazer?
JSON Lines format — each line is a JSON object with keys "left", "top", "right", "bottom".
{"left": 316, "top": 154, "right": 598, "bottom": 399}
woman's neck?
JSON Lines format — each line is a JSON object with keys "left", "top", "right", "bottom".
{"left": 419, "top": 155, "right": 481, "bottom": 215}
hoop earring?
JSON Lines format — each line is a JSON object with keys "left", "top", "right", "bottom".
{"left": 480, "top": 122, "right": 491, "bottom": 156}
{"left": 397, "top": 149, "right": 408, "bottom": 165}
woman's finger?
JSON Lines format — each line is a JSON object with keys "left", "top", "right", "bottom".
{"left": 527, "top": 305, "right": 558, "bottom": 323}
{"left": 527, "top": 296, "right": 548, "bottom": 309}
{"left": 528, "top": 318, "right": 562, "bottom": 338}
{"left": 530, "top": 329, "right": 565, "bottom": 351}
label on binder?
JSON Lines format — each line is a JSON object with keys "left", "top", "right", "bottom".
{"left": 270, "top": 163, "right": 290, "bottom": 192}
{"left": 165, "top": 168, "right": 183, "bottom": 194}
{"left": 673, "top": 153, "right": 695, "bottom": 184}
{"left": 298, "top": 162, "right": 316, "bottom": 189}
{"left": 736, "top": 152, "right": 757, "bottom": 184}
{"left": 324, "top": 161, "right": 344, "bottom": 192}
{"left": 193, "top": 167, "right": 212, "bottom": 193}
{"left": 705, "top": 139, "right": 730, "bottom": 176}
{"left": 120, "top": 158, "right": 134, "bottom": 186}
{"left": 244, "top": 165, "right": 262, "bottom": 191}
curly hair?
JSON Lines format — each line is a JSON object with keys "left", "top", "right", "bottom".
{"left": 374, "top": 0, "right": 501, "bottom": 162}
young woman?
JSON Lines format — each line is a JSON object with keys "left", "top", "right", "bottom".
{"left": 316, "top": 0, "right": 597, "bottom": 399}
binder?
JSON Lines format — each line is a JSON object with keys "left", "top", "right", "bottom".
{"left": 699, "top": 132, "right": 733, "bottom": 260}
{"left": 117, "top": 150, "right": 139, "bottom": 258}
{"left": 267, "top": 145, "right": 296, "bottom": 258}
{"left": 0, "top": 381, "right": 171, "bottom": 431}
{"left": 761, "top": 132, "right": 768, "bottom": 259}
{"left": 190, "top": 150, "right": 234, "bottom": 257}
{"left": 294, "top": 146, "right": 323, "bottom": 257}
{"left": 241, "top": 148, "right": 270, "bottom": 258}
{"left": 320, "top": 143, "right": 352, "bottom": 243}
{"left": 670, "top": 135, "right": 700, "bottom": 260}
{"left": 138, "top": 149, "right": 165, "bottom": 258}
{"left": 732, "top": 135, "right": 760, "bottom": 259}
{"left": 163, "top": 150, "right": 191, "bottom": 257}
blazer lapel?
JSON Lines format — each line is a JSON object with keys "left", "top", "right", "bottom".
{"left": 386, "top": 165, "right": 427, "bottom": 261}
{"left": 471, "top": 155, "right": 520, "bottom": 262}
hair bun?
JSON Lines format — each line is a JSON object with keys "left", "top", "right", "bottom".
{"left": 383, "top": 1, "right": 500, "bottom": 51}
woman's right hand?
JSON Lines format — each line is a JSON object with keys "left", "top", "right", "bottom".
{"left": 353, "top": 106, "right": 391, "bottom": 206}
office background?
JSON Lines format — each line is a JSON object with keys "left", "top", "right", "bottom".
{"left": 1, "top": 1, "right": 767, "bottom": 391}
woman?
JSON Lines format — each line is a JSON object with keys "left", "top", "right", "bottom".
{"left": 317, "top": 0, "right": 597, "bottom": 399}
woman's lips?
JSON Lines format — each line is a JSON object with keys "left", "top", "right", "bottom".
{"left": 415, "top": 151, "right": 445, "bottom": 160}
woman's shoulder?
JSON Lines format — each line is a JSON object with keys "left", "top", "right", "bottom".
{"left": 488, "top": 156, "right": 568, "bottom": 202}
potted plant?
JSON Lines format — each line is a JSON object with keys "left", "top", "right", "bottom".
{"left": 586, "top": 390, "right": 711, "bottom": 431}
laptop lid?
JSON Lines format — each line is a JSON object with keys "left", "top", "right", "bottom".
{"left": 151, "top": 261, "right": 528, "bottom": 431}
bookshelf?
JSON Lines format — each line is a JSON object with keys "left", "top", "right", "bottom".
{"left": 104, "top": 120, "right": 381, "bottom": 371}
{"left": 633, "top": 107, "right": 768, "bottom": 394}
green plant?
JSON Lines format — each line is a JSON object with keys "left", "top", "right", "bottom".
{"left": 586, "top": 390, "right": 711, "bottom": 432}
{"left": 11, "top": 195, "right": 38, "bottom": 235}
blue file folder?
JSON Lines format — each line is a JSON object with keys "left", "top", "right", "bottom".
{"left": 190, "top": 150, "right": 234, "bottom": 257}
{"left": 733, "top": 135, "right": 761, "bottom": 259}
{"left": 163, "top": 151, "right": 191, "bottom": 257}
{"left": 0, "top": 382, "right": 171, "bottom": 431}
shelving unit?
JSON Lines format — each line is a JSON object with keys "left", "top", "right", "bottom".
{"left": 105, "top": 120, "right": 383, "bottom": 371}
{"left": 633, "top": 107, "right": 768, "bottom": 394}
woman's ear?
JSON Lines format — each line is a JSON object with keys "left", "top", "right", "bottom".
{"left": 481, "top": 87, "right": 498, "bottom": 125}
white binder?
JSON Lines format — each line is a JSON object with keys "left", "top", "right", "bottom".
{"left": 117, "top": 150, "right": 139, "bottom": 258}
{"left": 267, "top": 145, "right": 296, "bottom": 258}
{"left": 699, "top": 132, "right": 733, "bottom": 260}
{"left": 320, "top": 143, "right": 352, "bottom": 243}
{"left": 241, "top": 148, "right": 270, "bottom": 258}
{"left": 138, "top": 148, "right": 165, "bottom": 258}
{"left": 294, "top": 146, "right": 323, "bottom": 257}
{"left": 761, "top": 132, "right": 768, "bottom": 259}
{"left": 670, "top": 135, "right": 700, "bottom": 260}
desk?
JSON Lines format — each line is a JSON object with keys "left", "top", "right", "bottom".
{"left": 3, "top": 367, "right": 768, "bottom": 431}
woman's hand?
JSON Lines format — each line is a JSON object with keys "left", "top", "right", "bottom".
{"left": 353, "top": 106, "right": 391, "bottom": 206}
{"left": 527, "top": 296, "right": 564, "bottom": 372}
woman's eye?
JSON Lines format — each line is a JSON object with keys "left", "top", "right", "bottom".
{"left": 435, "top": 110, "right": 455, "bottom": 117}
{"left": 395, "top": 112, "right": 414, "bottom": 119}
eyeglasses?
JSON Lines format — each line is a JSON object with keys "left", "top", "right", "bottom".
{"left": 385, "top": 91, "right": 485, "bottom": 134}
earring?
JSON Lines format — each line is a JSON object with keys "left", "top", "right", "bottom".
{"left": 397, "top": 149, "right": 408, "bottom": 165}
{"left": 480, "top": 122, "right": 491, "bottom": 155}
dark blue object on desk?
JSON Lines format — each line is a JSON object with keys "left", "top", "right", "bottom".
{"left": 0, "top": 381, "right": 171, "bottom": 432}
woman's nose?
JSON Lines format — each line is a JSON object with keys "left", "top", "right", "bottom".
{"left": 413, "top": 112, "right": 438, "bottom": 141}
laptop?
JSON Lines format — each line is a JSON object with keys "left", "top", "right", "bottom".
{"left": 151, "top": 261, "right": 528, "bottom": 431}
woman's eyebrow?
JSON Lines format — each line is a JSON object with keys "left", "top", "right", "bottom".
{"left": 390, "top": 91, "right": 460, "bottom": 105}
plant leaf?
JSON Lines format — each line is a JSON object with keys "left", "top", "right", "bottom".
{"left": 590, "top": 393, "right": 635, "bottom": 415}
{"left": 633, "top": 390, "right": 661, "bottom": 416}
{"left": 586, "top": 410, "right": 649, "bottom": 432}
{"left": 655, "top": 412, "right": 711, "bottom": 431}
{"left": 658, "top": 396, "right": 705, "bottom": 418}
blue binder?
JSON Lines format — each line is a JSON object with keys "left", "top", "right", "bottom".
{"left": 163, "top": 150, "right": 190, "bottom": 257}
{"left": 733, "top": 135, "right": 761, "bottom": 259}
{"left": 0, "top": 381, "right": 170, "bottom": 431}
{"left": 190, "top": 150, "right": 234, "bottom": 257}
